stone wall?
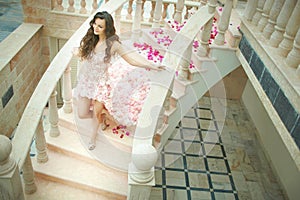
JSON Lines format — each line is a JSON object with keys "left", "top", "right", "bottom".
{"left": 0, "top": 23, "right": 43, "bottom": 137}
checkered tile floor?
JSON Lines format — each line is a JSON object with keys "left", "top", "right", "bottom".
{"left": 151, "top": 105, "right": 238, "bottom": 200}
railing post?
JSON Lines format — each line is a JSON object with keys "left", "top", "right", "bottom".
{"left": 197, "top": 0, "right": 217, "bottom": 57}
{"left": 262, "top": 0, "right": 284, "bottom": 39}
{"left": 115, "top": 6, "right": 122, "bottom": 34}
{"left": 49, "top": 88, "right": 60, "bottom": 137}
{"left": 152, "top": 0, "right": 162, "bottom": 28}
{"left": 126, "top": 0, "right": 134, "bottom": 20}
{"left": 0, "top": 135, "right": 25, "bottom": 200}
{"left": 278, "top": 0, "right": 300, "bottom": 57}
{"left": 63, "top": 65, "right": 73, "bottom": 113}
{"left": 286, "top": 28, "right": 300, "bottom": 69}
{"left": 35, "top": 118, "right": 48, "bottom": 163}
{"left": 269, "top": 0, "right": 297, "bottom": 47}
{"left": 22, "top": 152, "right": 37, "bottom": 194}
{"left": 79, "top": 0, "right": 87, "bottom": 14}
{"left": 174, "top": 0, "right": 185, "bottom": 24}
{"left": 214, "top": 0, "right": 233, "bottom": 45}
{"left": 178, "top": 43, "right": 192, "bottom": 80}
{"left": 54, "top": 0, "right": 64, "bottom": 11}
{"left": 67, "top": 0, "right": 75, "bottom": 12}
{"left": 243, "top": 0, "right": 258, "bottom": 21}
{"left": 92, "top": 0, "right": 98, "bottom": 14}
{"left": 128, "top": 144, "right": 158, "bottom": 200}
{"left": 252, "top": 0, "right": 266, "bottom": 25}
{"left": 162, "top": 3, "right": 169, "bottom": 22}
{"left": 132, "top": 0, "right": 143, "bottom": 40}
{"left": 257, "top": 0, "right": 274, "bottom": 32}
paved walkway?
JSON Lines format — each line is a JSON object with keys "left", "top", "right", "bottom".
{"left": 0, "top": 0, "right": 23, "bottom": 43}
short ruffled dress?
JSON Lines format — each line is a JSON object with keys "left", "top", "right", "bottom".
{"left": 75, "top": 50, "right": 151, "bottom": 127}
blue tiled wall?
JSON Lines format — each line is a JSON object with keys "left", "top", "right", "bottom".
{"left": 239, "top": 35, "right": 300, "bottom": 149}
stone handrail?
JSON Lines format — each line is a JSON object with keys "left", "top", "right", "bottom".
{"left": 10, "top": 0, "right": 128, "bottom": 187}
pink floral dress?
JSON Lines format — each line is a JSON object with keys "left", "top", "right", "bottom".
{"left": 75, "top": 49, "right": 151, "bottom": 131}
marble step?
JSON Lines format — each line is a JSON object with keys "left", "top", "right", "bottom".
{"left": 31, "top": 141, "right": 128, "bottom": 199}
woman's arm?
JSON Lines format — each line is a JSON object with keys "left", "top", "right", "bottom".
{"left": 112, "top": 41, "right": 165, "bottom": 71}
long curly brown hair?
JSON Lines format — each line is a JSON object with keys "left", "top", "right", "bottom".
{"left": 79, "top": 11, "right": 120, "bottom": 63}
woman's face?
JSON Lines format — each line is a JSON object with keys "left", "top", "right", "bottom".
{"left": 93, "top": 18, "right": 106, "bottom": 37}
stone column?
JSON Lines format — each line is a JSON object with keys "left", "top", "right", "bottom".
{"left": 262, "top": 0, "right": 284, "bottom": 39}
{"left": 49, "top": 88, "right": 60, "bottom": 137}
{"left": 174, "top": 0, "right": 185, "bottom": 24}
{"left": 132, "top": 0, "right": 143, "bottom": 41}
{"left": 22, "top": 152, "right": 37, "bottom": 194}
{"left": 63, "top": 65, "right": 73, "bottom": 113}
{"left": 243, "top": 0, "right": 258, "bottom": 21}
{"left": 270, "top": 0, "right": 297, "bottom": 47}
{"left": 252, "top": 0, "right": 266, "bottom": 25}
{"left": 214, "top": 0, "right": 233, "bottom": 45}
{"left": 0, "top": 135, "right": 25, "bottom": 200}
{"left": 286, "top": 27, "right": 300, "bottom": 69}
{"left": 197, "top": 0, "right": 217, "bottom": 57}
{"left": 257, "top": 0, "right": 274, "bottom": 32}
{"left": 128, "top": 144, "right": 158, "bottom": 200}
{"left": 152, "top": 0, "right": 163, "bottom": 28}
{"left": 79, "top": 0, "right": 87, "bottom": 14}
{"left": 278, "top": 1, "right": 300, "bottom": 57}
{"left": 35, "top": 118, "right": 48, "bottom": 163}
{"left": 178, "top": 43, "right": 192, "bottom": 80}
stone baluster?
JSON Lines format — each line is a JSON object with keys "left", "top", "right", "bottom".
{"left": 35, "top": 118, "right": 48, "bottom": 163}
{"left": 126, "top": 0, "right": 134, "bottom": 20}
{"left": 62, "top": 65, "right": 73, "bottom": 113}
{"left": 263, "top": 0, "right": 284, "bottom": 39}
{"left": 270, "top": 0, "right": 297, "bottom": 47}
{"left": 49, "top": 88, "right": 60, "bottom": 137}
{"left": 178, "top": 43, "right": 192, "bottom": 80}
{"left": 257, "top": 0, "right": 274, "bottom": 32}
{"left": 55, "top": 0, "right": 64, "bottom": 11}
{"left": 286, "top": 27, "right": 300, "bottom": 69}
{"left": 67, "top": 0, "right": 75, "bottom": 12}
{"left": 128, "top": 144, "right": 158, "bottom": 199}
{"left": 92, "top": 0, "right": 98, "bottom": 13}
{"left": 174, "top": 0, "right": 185, "bottom": 24}
{"left": 152, "top": 0, "right": 163, "bottom": 28}
{"left": 0, "top": 135, "right": 25, "bottom": 200}
{"left": 199, "top": 0, "right": 207, "bottom": 8}
{"left": 132, "top": 0, "right": 143, "bottom": 41}
{"left": 115, "top": 6, "right": 122, "bottom": 34}
{"left": 22, "top": 152, "right": 37, "bottom": 194}
{"left": 197, "top": 0, "right": 217, "bottom": 57}
{"left": 79, "top": 0, "right": 87, "bottom": 14}
{"left": 214, "top": 0, "right": 233, "bottom": 45}
{"left": 184, "top": 6, "right": 192, "bottom": 19}
{"left": 162, "top": 3, "right": 169, "bottom": 22}
{"left": 141, "top": 0, "right": 146, "bottom": 21}
{"left": 243, "top": 0, "right": 258, "bottom": 21}
{"left": 252, "top": 0, "right": 266, "bottom": 26}
{"left": 149, "top": 1, "right": 156, "bottom": 22}
{"left": 279, "top": 1, "right": 300, "bottom": 57}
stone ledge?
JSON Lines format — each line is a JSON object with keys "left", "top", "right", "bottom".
{"left": 0, "top": 23, "right": 43, "bottom": 72}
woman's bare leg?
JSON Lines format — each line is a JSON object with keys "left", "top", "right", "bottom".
{"left": 88, "top": 100, "right": 106, "bottom": 150}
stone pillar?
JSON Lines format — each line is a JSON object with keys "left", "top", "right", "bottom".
{"left": 67, "top": 0, "right": 75, "bottom": 13}
{"left": 199, "top": 0, "right": 207, "bottom": 8}
{"left": 126, "top": 0, "right": 134, "bottom": 20}
{"left": 263, "top": 0, "right": 284, "bottom": 39}
{"left": 152, "top": 0, "right": 163, "bottom": 28}
{"left": 252, "top": 0, "right": 266, "bottom": 25}
{"left": 257, "top": 0, "right": 274, "bottom": 32}
{"left": 197, "top": 0, "right": 217, "bottom": 57}
{"left": 132, "top": 0, "right": 143, "bottom": 41}
{"left": 0, "top": 135, "right": 25, "bottom": 200}
{"left": 269, "top": 0, "right": 297, "bottom": 47}
{"left": 63, "top": 65, "right": 73, "bottom": 113}
{"left": 243, "top": 0, "right": 258, "bottom": 21}
{"left": 35, "top": 118, "right": 48, "bottom": 163}
{"left": 49, "top": 88, "right": 60, "bottom": 137}
{"left": 128, "top": 144, "right": 158, "bottom": 200}
{"left": 174, "top": 0, "right": 185, "bottom": 24}
{"left": 178, "top": 43, "right": 192, "bottom": 80}
{"left": 115, "top": 6, "right": 122, "bottom": 34}
{"left": 278, "top": 1, "right": 300, "bottom": 57}
{"left": 286, "top": 28, "right": 300, "bottom": 69}
{"left": 214, "top": 0, "right": 233, "bottom": 45}
{"left": 79, "top": 0, "right": 87, "bottom": 14}
{"left": 22, "top": 152, "right": 37, "bottom": 194}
